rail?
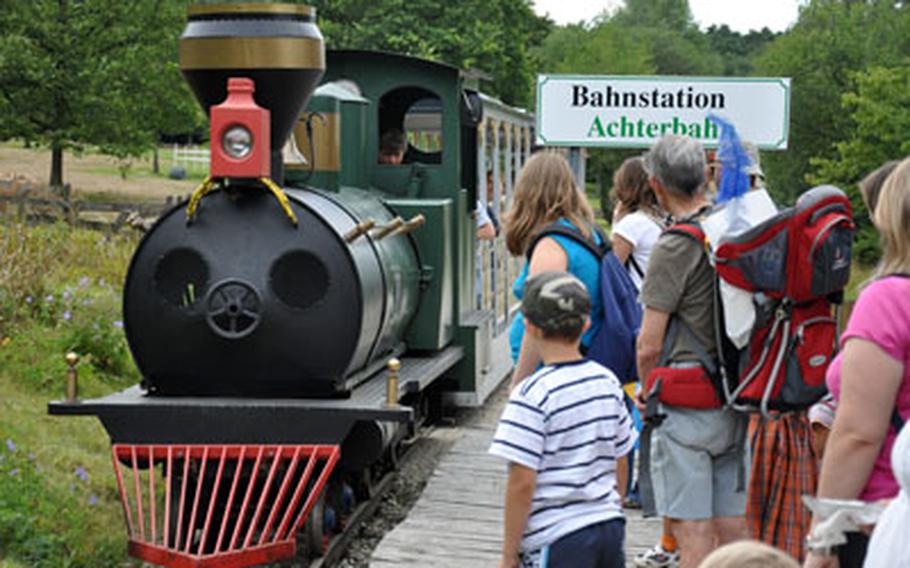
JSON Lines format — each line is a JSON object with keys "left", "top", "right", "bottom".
{"left": 0, "top": 188, "right": 186, "bottom": 231}
{"left": 172, "top": 144, "right": 210, "bottom": 173}
{"left": 475, "top": 95, "right": 535, "bottom": 334}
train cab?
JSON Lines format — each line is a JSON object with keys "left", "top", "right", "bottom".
{"left": 287, "top": 50, "right": 535, "bottom": 406}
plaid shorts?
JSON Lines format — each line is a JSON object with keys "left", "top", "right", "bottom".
{"left": 747, "top": 412, "right": 818, "bottom": 561}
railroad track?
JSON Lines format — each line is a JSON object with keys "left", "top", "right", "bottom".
{"left": 305, "top": 427, "right": 448, "bottom": 568}
{"left": 309, "top": 470, "right": 396, "bottom": 568}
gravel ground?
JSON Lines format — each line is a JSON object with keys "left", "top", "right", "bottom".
{"left": 335, "top": 384, "right": 508, "bottom": 567}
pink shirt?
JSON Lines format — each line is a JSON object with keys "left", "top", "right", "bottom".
{"left": 826, "top": 276, "right": 910, "bottom": 502}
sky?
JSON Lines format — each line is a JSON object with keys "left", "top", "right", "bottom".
{"left": 532, "top": 0, "right": 802, "bottom": 33}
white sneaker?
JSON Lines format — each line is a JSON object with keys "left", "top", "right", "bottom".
{"left": 633, "top": 542, "right": 680, "bottom": 568}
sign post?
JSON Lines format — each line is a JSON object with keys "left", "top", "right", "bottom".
{"left": 536, "top": 75, "right": 791, "bottom": 150}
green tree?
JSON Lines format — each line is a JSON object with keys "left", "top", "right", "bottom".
{"left": 811, "top": 63, "right": 910, "bottom": 263}
{"left": 612, "top": 0, "right": 722, "bottom": 76}
{"left": 0, "top": 0, "right": 199, "bottom": 188}
{"left": 705, "top": 25, "right": 778, "bottom": 76}
{"left": 311, "top": 0, "right": 551, "bottom": 107}
{"left": 535, "top": 22, "right": 654, "bottom": 75}
{"left": 615, "top": 0, "right": 694, "bottom": 31}
{"left": 754, "top": 0, "right": 910, "bottom": 204}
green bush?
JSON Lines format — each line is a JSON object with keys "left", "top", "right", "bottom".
{"left": 854, "top": 224, "right": 882, "bottom": 267}
{"left": 0, "top": 221, "right": 138, "bottom": 384}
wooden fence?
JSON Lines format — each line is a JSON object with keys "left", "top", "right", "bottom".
{"left": 0, "top": 187, "right": 186, "bottom": 232}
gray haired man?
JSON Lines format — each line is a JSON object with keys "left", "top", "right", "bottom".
{"left": 635, "top": 135, "right": 749, "bottom": 568}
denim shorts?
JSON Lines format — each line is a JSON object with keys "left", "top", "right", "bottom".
{"left": 650, "top": 406, "right": 749, "bottom": 520}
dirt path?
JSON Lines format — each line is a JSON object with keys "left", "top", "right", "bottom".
{"left": 0, "top": 145, "right": 200, "bottom": 202}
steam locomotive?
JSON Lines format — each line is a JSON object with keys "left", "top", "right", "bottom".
{"left": 49, "top": 3, "right": 534, "bottom": 566}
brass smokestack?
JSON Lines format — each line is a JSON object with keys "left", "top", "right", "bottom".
{"left": 179, "top": 3, "right": 325, "bottom": 183}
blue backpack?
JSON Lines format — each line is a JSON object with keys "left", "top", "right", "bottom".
{"left": 527, "top": 223, "right": 643, "bottom": 383}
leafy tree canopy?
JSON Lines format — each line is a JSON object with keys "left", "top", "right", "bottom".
{"left": 0, "top": 0, "right": 202, "bottom": 187}
{"left": 811, "top": 63, "right": 910, "bottom": 263}
{"left": 310, "top": 0, "right": 551, "bottom": 108}
{"left": 755, "top": 0, "right": 910, "bottom": 204}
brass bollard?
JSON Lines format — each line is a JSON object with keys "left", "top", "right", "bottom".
{"left": 65, "top": 352, "right": 80, "bottom": 403}
{"left": 385, "top": 358, "right": 401, "bottom": 407}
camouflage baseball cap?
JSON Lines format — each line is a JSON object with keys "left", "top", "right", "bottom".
{"left": 522, "top": 271, "right": 591, "bottom": 336}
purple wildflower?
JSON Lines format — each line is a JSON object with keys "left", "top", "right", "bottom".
{"left": 5, "top": 439, "right": 15, "bottom": 452}
{"left": 74, "top": 466, "right": 89, "bottom": 482}
{"left": 113, "top": 320, "right": 124, "bottom": 328}
{"left": 79, "top": 276, "right": 90, "bottom": 287}
{"left": 63, "top": 290, "right": 71, "bottom": 301}
{"left": 88, "top": 495, "right": 99, "bottom": 506}
{"left": 25, "top": 296, "right": 33, "bottom": 304}
{"left": 63, "top": 310, "right": 72, "bottom": 322}
{"left": 45, "top": 294, "right": 54, "bottom": 303}
{"left": 9, "top": 468, "right": 19, "bottom": 477}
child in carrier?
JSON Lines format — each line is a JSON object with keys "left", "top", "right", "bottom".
{"left": 490, "top": 271, "right": 636, "bottom": 568}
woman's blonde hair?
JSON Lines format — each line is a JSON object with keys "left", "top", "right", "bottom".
{"left": 504, "top": 152, "right": 595, "bottom": 256}
{"left": 871, "top": 156, "right": 910, "bottom": 277}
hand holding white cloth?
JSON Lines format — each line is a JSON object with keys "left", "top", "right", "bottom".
{"left": 802, "top": 496, "right": 885, "bottom": 549}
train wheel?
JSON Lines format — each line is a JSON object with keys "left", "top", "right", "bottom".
{"left": 352, "top": 468, "right": 374, "bottom": 501}
{"left": 297, "top": 493, "right": 327, "bottom": 561}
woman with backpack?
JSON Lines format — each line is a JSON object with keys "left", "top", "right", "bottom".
{"left": 609, "top": 157, "right": 680, "bottom": 568}
{"left": 804, "top": 159, "right": 910, "bottom": 568}
{"left": 611, "top": 157, "right": 666, "bottom": 291}
{"left": 504, "top": 151, "right": 603, "bottom": 388}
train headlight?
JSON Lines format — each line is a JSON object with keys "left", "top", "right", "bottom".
{"left": 223, "top": 126, "right": 253, "bottom": 159}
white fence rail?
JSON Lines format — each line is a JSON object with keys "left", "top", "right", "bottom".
{"left": 171, "top": 144, "right": 209, "bottom": 173}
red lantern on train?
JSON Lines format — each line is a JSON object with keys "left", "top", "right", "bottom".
{"left": 210, "top": 77, "right": 271, "bottom": 179}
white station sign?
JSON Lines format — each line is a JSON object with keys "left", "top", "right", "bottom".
{"left": 536, "top": 75, "right": 791, "bottom": 150}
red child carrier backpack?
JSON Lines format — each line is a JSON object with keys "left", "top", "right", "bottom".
{"left": 648, "top": 186, "right": 855, "bottom": 414}
{"left": 714, "top": 185, "right": 855, "bottom": 414}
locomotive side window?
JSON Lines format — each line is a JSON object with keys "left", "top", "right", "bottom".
{"left": 378, "top": 87, "right": 443, "bottom": 165}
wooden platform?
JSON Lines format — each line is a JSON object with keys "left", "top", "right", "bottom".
{"left": 370, "top": 388, "right": 662, "bottom": 567}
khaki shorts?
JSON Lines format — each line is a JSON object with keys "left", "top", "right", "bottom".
{"left": 650, "top": 405, "right": 749, "bottom": 520}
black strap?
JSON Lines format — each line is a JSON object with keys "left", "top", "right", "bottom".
{"left": 660, "top": 318, "right": 718, "bottom": 378}
{"left": 626, "top": 255, "right": 645, "bottom": 279}
{"left": 525, "top": 222, "right": 609, "bottom": 262}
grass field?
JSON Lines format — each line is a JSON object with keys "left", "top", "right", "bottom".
{"left": 0, "top": 221, "right": 140, "bottom": 567}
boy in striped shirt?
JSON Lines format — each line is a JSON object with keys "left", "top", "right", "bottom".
{"left": 490, "top": 271, "right": 637, "bottom": 568}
